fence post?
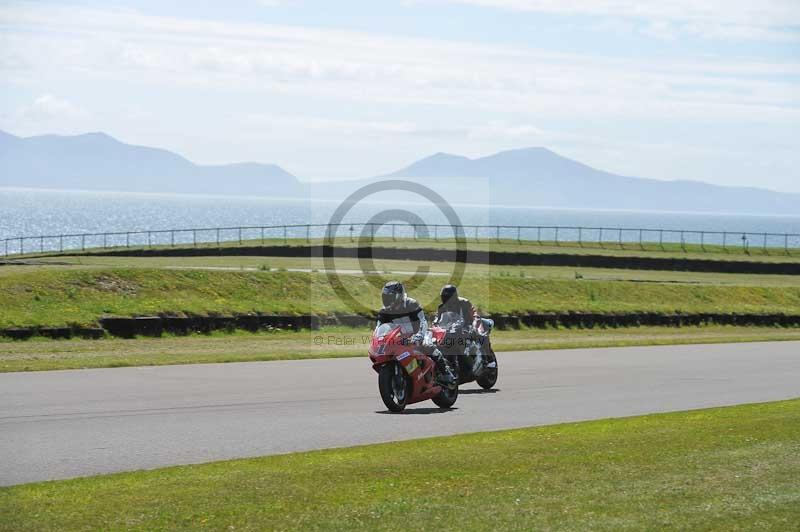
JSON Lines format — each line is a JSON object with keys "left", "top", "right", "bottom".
{"left": 238, "top": 227, "right": 242, "bottom": 244}
{"left": 434, "top": 225, "right": 438, "bottom": 241}
{"left": 578, "top": 227, "right": 582, "bottom": 247}
{"left": 722, "top": 232, "right": 727, "bottom": 252}
{"left": 639, "top": 229, "right": 644, "bottom": 250}
{"left": 4, "top": 239, "right": 7, "bottom": 257}
{"left": 126, "top": 233, "right": 130, "bottom": 248}
{"left": 659, "top": 230, "right": 664, "bottom": 251}
{"left": 59, "top": 235, "right": 64, "bottom": 253}
{"left": 193, "top": 230, "right": 197, "bottom": 247}
{"left": 306, "top": 225, "right": 310, "bottom": 243}
{"left": 517, "top": 226, "right": 521, "bottom": 244}
{"left": 40, "top": 236, "right": 44, "bottom": 253}
{"left": 81, "top": 235, "right": 85, "bottom": 251}
{"left": 495, "top": 226, "right": 500, "bottom": 243}
{"left": 763, "top": 232, "right": 768, "bottom": 254}
{"left": 537, "top": 226, "right": 541, "bottom": 245}
{"left": 555, "top": 227, "right": 560, "bottom": 246}
{"left": 170, "top": 231, "right": 174, "bottom": 247}
{"left": 261, "top": 227, "right": 265, "bottom": 244}
{"left": 700, "top": 231, "right": 705, "bottom": 252}
{"left": 618, "top": 228, "right": 623, "bottom": 249}
{"left": 786, "top": 234, "right": 790, "bottom": 255}
{"left": 370, "top": 223, "right": 375, "bottom": 241}
{"left": 147, "top": 232, "right": 152, "bottom": 248}
{"left": 599, "top": 228, "right": 603, "bottom": 248}
{"left": 283, "top": 225, "right": 287, "bottom": 244}
{"left": 392, "top": 224, "right": 396, "bottom": 241}
{"left": 680, "top": 231, "right": 685, "bottom": 252}
{"left": 216, "top": 228, "right": 220, "bottom": 248}
{"left": 475, "top": 226, "right": 479, "bottom": 243}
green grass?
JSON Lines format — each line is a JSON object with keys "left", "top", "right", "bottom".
{"left": 2, "top": 267, "right": 800, "bottom": 329}
{"left": 16, "top": 254, "right": 800, "bottom": 286}
{"left": 2, "top": 325, "right": 799, "bottom": 372}
{"left": 26, "top": 235, "right": 800, "bottom": 263}
{"left": 2, "top": 399, "right": 799, "bottom": 530}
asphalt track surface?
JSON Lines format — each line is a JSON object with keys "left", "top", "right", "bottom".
{"left": 2, "top": 341, "right": 798, "bottom": 486}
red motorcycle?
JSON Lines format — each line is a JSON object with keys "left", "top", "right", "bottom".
{"left": 368, "top": 322, "right": 458, "bottom": 412}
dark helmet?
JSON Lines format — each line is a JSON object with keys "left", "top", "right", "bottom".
{"left": 440, "top": 284, "right": 458, "bottom": 305}
{"left": 382, "top": 281, "right": 405, "bottom": 309}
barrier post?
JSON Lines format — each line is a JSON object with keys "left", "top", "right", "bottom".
{"left": 537, "top": 226, "right": 541, "bottom": 245}
{"left": 170, "top": 231, "right": 174, "bottom": 247}
{"left": 59, "top": 235, "right": 64, "bottom": 253}
{"left": 216, "top": 228, "right": 220, "bottom": 248}
{"left": 147, "top": 231, "right": 152, "bottom": 248}
{"left": 599, "top": 228, "right": 603, "bottom": 248}
{"left": 81, "top": 235, "right": 85, "bottom": 251}
{"left": 659, "top": 230, "right": 664, "bottom": 251}
{"left": 193, "top": 230, "right": 197, "bottom": 247}
{"left": 517, "top": 226, "right": 521, "bottom": 244}
{"left": 723, "top": 232, "right": 727, "bottom": 252}
{"left": 306, "top": 225, "right": 310, "bottom": 243}
{"left": 283, "top": 225, "right": 287, "bottom": 244}
{"left": 434, "top": 225, "right": 438, "bottom": 241}
{"left": 618, "top": 228, "right": 623, "bottom": 249}
{"left": 126, "top": 233, "right": 130, "bottom": 248}
{"left": 639, "top": 229, "right": 644, "bottom": 250}
{"left": 680, "top": 231, "right": 686, "bottom": 252}
{"left": 261, "top": 227, "right": 265, "bottom": 244}
{"left": 763, "top": 232, "right": 768, "bottom": 254}
{"left": 578, "top": 227, "right": 582, "bottom": 247}
{"left": 555, "top": 227, "right": 560, "bottom": 246}
{"left": 40, "top": 236, "right": 44, "bottom": 253}
{"left": 496, "top": 226, "right": 500, "bottom": 243}
{"left": 786, "top": 234, "right": 790, "bottom": 255}
{"left": 700, "top": 231, "right": 705, "bottom": 252}
{"left": 238, "top": 227, "right": 242, "bottom": 244}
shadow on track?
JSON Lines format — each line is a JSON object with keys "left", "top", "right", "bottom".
{"left": 376, "top": 407, "right": 459, "bottom": 415}
{"left": 459, "top": 388, "right": 500, "bottom": 395}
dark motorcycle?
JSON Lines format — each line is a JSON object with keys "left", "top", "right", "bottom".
{"left": 429, "top": 310, "right": 498, "bottom": 390}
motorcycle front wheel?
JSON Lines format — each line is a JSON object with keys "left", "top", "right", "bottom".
{"left": 476, "top": 349, "right": 498, "bottom": 390}
{"left": 432, "top": 382, "right": 458, "bottom": 409}
{"left": 378, "top": 363, "right": 408, "bottom": 412}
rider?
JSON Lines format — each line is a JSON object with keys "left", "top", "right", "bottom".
{"left": 435, "top": 284, "right": 476, "bottom": 328}
{"left": 378, "top": 281, "right": 456, "bottom": 386}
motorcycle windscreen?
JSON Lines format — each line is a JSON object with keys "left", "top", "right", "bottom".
{"left": 376, "top": 316, "right": 415, "bottom": 335}
{"left": 437, "top": 310, "right": 462, "bottom": 328}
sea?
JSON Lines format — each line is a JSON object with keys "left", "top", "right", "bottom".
{"left": 2, "top": 187, "right": 799, "bottom": 253}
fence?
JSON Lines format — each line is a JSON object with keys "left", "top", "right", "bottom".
{"left": 2, "top": 223, "right": 800, "bottom": 257}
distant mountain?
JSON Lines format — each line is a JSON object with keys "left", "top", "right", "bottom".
{"left": 0, "top": 130, "right": 302, "bottom": 196}
{"left": 381, "top": 147, "right": 800, "bottom": 215}
{"left": 2, "top": 130, "right": 797, "bottom": 215}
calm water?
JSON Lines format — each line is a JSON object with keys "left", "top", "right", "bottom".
{"left": 2, "top": 188, "right": 799, "bottom": 253}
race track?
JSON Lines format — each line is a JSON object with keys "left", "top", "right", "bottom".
{"left": 1, "top": 341, "right": 798, "bottom": 486}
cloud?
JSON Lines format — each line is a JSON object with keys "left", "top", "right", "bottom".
{"left": 427, "top": 0, "right": 800, "bottom": 42}
{"left": 18, "top": 94, "right": 88, "bottom": 122}
{"left": 1, "top": 3, "right": 797, "bottom": 127}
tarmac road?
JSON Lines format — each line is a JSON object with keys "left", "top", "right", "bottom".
{"left": 1, "top": 341, "right": 798, "bottom": 486}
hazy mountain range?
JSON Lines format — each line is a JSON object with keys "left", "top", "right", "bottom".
{"left": 1, "top": 129, "right": 797, "bottom": 215}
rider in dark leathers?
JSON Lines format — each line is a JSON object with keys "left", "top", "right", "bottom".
{"left": 377, "top": 281, "right": 456, "bottom": 385}
{"left": 435, "top": 284, "right": 476, "bottom": 328}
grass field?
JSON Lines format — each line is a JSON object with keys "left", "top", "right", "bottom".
{"left": 2, "top": 266, "right": 800, "bottom": 329}
{"left": 22, "top": 235, "right": 800, "bottom": 263}
{"left": 2, "top": 325, "right": 800, "bottom": 372}
{"left": 2, "top": 398, "right": 798, "bottom": 530}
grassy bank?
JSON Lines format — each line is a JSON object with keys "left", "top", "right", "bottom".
{"left": 2, "top": 268, "right": 800, "bottom": 328}
{"left": 2, "top": 325, "right": 800, "bottom": 372}
{"left": 26, "top": 235, "right": 800, "bottom": 263}
{"left": 2, "top": 399, "right": 798, "bottom": 530}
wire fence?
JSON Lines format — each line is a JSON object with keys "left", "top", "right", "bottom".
{"left": 2, "top": 223, "right": 800, "bottom": 257}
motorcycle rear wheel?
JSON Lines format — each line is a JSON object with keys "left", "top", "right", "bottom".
{"left": 432, "top": 383, "right": 458, "bottom": 409}
{"left": 378, "top": 363, "right": 408, "bottom": 412}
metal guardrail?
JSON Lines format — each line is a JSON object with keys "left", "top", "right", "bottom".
{"left": 2, "top": 223, "right": 800, "bottom": 257}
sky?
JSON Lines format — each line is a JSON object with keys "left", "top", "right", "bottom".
{"left": 1, "top": 0, "right": 799, "bottom": 192}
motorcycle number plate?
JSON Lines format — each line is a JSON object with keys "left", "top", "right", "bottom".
{"left": 405, "top": 358, "right": 419, "bottom": 374}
